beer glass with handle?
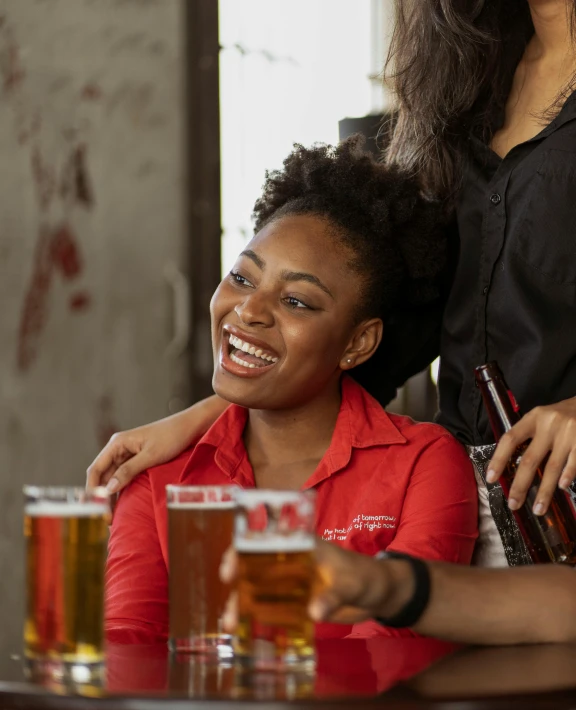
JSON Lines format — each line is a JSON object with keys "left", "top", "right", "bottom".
{"left": 166, "top": 485, "right": 235, "bottom": 656}
{"left": 233, "top": 489, "right": 316, "bottom": 671}
{"left": 24, "top": 486, "right": 110, "bottom": 682}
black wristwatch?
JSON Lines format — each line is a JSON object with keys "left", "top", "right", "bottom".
{"left": 374, "top": 551, "right": 431, "bottom": 629}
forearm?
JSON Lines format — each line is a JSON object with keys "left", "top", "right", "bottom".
{"left": 376, "top": 561, "right": 576, "bottom": 645}
{"left": 168, "top": 394, "right": 228, "bottom": 445}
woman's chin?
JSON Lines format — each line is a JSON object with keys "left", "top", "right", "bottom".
{"left": 213, "top": 374, "right": 270, "bottom": 410}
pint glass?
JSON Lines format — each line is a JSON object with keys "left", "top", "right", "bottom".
{"left": 167, "top": 485, "right": 235, "bottom": 655}
{"left": 234, "top": 489, "right": 316, "bottom": 670}
{"left": 24, "top": 486, "right": 110, "bottom": 680}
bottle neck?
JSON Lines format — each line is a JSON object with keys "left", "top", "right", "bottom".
{"left": 478, "top": 377, "right": 522, "bottom": 441}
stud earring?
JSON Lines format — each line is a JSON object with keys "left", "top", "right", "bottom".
{"left": 346, "top": 358, "right": 352, "bottom": 364}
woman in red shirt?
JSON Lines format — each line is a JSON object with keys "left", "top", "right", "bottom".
{"left": 106, "top": 137, "right": 477, "bottom": 643}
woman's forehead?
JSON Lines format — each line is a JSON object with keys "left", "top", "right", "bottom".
{"left": 247, "top": 214, "right": 352, "bottom": 269}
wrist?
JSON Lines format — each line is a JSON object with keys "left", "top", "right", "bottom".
{"left": 373, "top": 553, "right": 432, "bottom": 629}
{"left": 372, "top": 558, "right": 415, "bottom": 619}
{"left": 184, "top": 395, "right": 226, "bottom": 435}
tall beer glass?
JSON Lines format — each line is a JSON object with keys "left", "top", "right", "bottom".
{"left": 234, "top": 489, "right": 316, "bottom": 671}
{"left": 167, "top": 485, "right": 235, "bottom": 656}
{"left": 24, "top": 486, "right": 110, "bottom": 681}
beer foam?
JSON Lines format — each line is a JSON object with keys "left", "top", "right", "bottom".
{"left": 25, "top": 502, "right": 108, "bottom": 518}
{"left": 235, "top": 535, "right": 315, "bottom": 553}
{"left": 167, "top": 501, "right": 235, "bottom": 510}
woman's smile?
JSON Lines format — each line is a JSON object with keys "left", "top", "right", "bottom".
{"left": 220, "top": 326, "right": 280, "bottom": 378}
{"left": 210, "top": 214, "right": 368, "bottom": 410}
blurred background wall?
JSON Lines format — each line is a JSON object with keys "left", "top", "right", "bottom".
{"left": 0, "top": 0, "right": 192, "bottom": 665}
{"left": 0, "top": 0, "right": 436, "bottom": 663}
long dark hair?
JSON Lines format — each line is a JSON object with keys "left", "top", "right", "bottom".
{"left": 384, "top": 0, "right": 576, "bottom": 200}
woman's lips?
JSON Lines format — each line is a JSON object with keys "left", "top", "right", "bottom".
{"left": 228, "top": 334, "right": 279, "bottom": 366}
{"left": 220, "top": 330, "right": 279, "bottom": 378}
{"left": 223, "top": 325, "right": 280, "bottom": 359}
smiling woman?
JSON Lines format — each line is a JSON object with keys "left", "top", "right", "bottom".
{"left": 105, "top": 136, "right": 478, "bottom": 644}
{"left": 212, "top": 213, "right": 383, "bottom": 412}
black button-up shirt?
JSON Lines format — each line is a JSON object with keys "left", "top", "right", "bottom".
{"left": 355, "top": 90, "right": 576, "bottom": 446}
{"left": 438, "top": 90, "right": 576, "bottom": 445}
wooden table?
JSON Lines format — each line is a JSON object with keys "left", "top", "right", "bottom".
{"left": 1, "top": 638, "right": 576, "bottom": 708}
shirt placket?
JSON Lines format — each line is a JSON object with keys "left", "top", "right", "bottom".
{"left": 471, "top": 164, "right": 512, "bottom": 443}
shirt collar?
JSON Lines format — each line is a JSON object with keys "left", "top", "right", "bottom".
{"left": 191, "top": 376, "right": 406, "bottom": 488}
{"left": 526, "top": 88, "right": 576, "bottom": 141}
{"left": 194, "top": 404, "right": 251, "bottom": 484}
{"left": 303, "top": 376, "right": 406, "bottom": 488}
{"left": 470, "top": 87, "right": 576, "bottom": 161}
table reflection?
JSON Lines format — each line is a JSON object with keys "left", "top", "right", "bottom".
{"left": 406, "top": 643, "right": 576, "bottom": 699}
{"left": 106, "top": 638, "right": 456, "bottom": 700}
{"left": 7, "top": 637, "right": 457, "bottom": 702}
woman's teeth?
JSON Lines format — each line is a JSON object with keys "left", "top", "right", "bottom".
{"left": 230, "top": 352, "right": 263, "bottom": 369}
{"left": 228, "top": 334, "right": 278, "bottom": 367}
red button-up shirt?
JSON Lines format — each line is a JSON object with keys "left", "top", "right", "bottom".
{"left": 106, "top": 377, "right": 477, "bottom": 643}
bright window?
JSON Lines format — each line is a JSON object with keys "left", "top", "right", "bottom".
{"left": 219, "top": 0, "right": 376, "bottom": 273}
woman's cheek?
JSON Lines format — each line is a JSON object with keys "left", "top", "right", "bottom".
{"left": 210, "top": 281, "right": 235, "bottom": 320}
{"left": 285, "top": 325, "right": 339, "bottom": 366}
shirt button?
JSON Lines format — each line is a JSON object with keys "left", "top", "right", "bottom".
{"left": 483, "top": 286, "right": 488, "bottom": 295}
{"left": 490, "top": 193, "right": 501, "bottom": 205}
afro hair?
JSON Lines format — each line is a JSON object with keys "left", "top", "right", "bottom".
{"left": 252, "top": 134, "right": 448, "bottom": 321}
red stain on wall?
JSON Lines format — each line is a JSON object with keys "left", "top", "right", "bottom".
{"left": 69, "top": 291, "right": 91, "bottom": 312}
{"left": 51, "top": 224, "right": 83, "bottom": 279}
{"left": 31, "top": 148, "right": 56, "bottom": 212}
{"left": 81, "top": 82, "right": 102, "bottom": 101}
{"left": 0, "top": 20, "right": 25, "bottom": 92}
{"left": 17, "top": 227, "right": 54, "bottom": 372}
{"left": 17, "top": 223, "right": 88, "bottom": 372}
{"left": 18, "top": 139, "right": 97, "bottom": 371}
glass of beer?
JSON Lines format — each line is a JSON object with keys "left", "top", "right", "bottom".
{"left": 233, "top": 489, "right": 316, "bottom": 671}
{"left": 166, "top": 485, "right": 235, "bottom": 656}
{"left": 24, "top": 486, "right": 110, "bottom": 683}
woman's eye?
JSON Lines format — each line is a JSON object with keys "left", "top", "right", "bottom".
{"left": 284, "top": 296, "right": 310, "bottom": 310}
{"left": 230, "top": 271, "right": 252, "bottom": 287}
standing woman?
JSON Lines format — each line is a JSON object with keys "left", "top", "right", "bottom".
{"left": 88, "top": 0, "right": 576, "bottom": 567}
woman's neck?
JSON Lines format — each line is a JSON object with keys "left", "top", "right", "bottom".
{"left": 528, "top": 1, "right": 573, "bottom": 60}
{"left": 244, "top": 377, "right": 343, "bottom": 490}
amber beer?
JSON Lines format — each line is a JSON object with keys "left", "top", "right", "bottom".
{"left": 167, "top": 486, "right": 235, "bottom": 655}
{"left": 476, "top": 362, "right": 576, "bottom": 564}
{"left": 234, "top": 490, "right": 316, "bottom": 670}
{"left": 24, "top": 487, "right": 110, "bottom": 673}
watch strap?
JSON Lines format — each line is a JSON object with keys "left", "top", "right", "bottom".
{"left": 374, "top": 551, "right": 431, "bottom": 629}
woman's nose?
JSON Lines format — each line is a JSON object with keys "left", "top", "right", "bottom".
{"left": 234, "top": 292, "right": 274, "bottom": 327}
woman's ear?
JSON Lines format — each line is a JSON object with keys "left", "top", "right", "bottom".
{"left": 340, "top": 318, "right": 383, "bottom": 370}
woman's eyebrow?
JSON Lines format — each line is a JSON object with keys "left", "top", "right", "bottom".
{"left": 281, "top": 270, "right": 334, "bottom": 299}
{"left": 240, "top": 249, "right": 265, "bottom": 269}
{"left": 240, "top": 249, "right": 334, "bottom": 299}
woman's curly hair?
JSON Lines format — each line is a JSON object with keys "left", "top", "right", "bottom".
{"left": 252, "top": 134, "right": 447, "bottom": 321}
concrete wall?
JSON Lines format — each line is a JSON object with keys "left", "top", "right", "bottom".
{"left": 0, "top": 0, "right": 188, "bottom": 665}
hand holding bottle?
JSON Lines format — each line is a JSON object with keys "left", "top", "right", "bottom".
{"left": 486, "top": 396, "right": 576, "bottom": 515}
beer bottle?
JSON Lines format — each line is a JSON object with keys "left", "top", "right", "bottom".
{"left": 475, "top": 361, "right": 576, "bottom": 565}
